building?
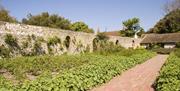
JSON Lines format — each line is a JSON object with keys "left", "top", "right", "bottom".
{"left": 103, "top": 31, "right": 120, "bottom": 36}
{"left": 140, "top": 33, "right": 180, "bottom": 48}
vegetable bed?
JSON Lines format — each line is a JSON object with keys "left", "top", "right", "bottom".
{"left": 155, "top": 49, "right": 180, "bottom": 91}
{"left": 0, "top": 50, "right": 155, "bottom": 91}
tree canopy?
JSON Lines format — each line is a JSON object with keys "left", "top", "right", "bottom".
{"left": 22, "top": 12, "right": 71, "bottom": 30}
{"left": 0, "top": 8, "right": 17, "bottom": 23}
{"left": 148, "top": 9, "right": 180, "bottom": 33}
{"left": 164, "top": 0, "right": 180, "bottom": 13}
{"left": 71, "top": 22, "right": 94, "bottom": 33}
{"left": 120, "top": 18, "right": 144, "bottom": 37}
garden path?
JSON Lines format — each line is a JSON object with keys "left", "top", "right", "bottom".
{"left": 92, "top": 55, "right": 168, "bottom": 91}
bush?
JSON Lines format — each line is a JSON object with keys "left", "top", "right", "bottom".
{"left": 94, "top": 41, "right": 125, "bottom": 55}
{"left": 176, "top": 42, "right": 180, "bottom": 48}
{"left": 21, "top": 41, "right": 29, "bottom": 49}
{"left": 4, "top": 34, "right": 19, "bottom": 49}
{"left": 152, "top": 48, "right": 175, "bottom": 54}
{"left": 0, "top": 45, "right": 10, "bottom": 58}
{"left": 32, "top": 41, "right": 44, "bottom": 55}
{"left": 47, "top": 36, "right": 61, "bottom": 46}
{"left": 47, "top": 36, "right": 61, "bottom": 54}
{"left": 96, "top": 32, "right": 109, "bottom": 41}
{"left": 174, "top": 48, "right": 180, "bottom": 57}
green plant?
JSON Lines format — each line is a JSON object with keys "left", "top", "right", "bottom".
{"left": 47, "top": 36, "right": 61, "bottom": 54}
{"left": 21, "top": 41, "right": 29, "bottom": 49}
{"left": 0, "top": 49, "right": 155, "bottom": 90}
{"left": 4, "top": 34, "right": 19, "bottom": 48}
{"left": 155, "top": 51, "right": 180, "bottom": 91}
{"left": 152, "top": 48, "right": 175, "bottom": 54}
{"left": 32, "top": 41, "right": 44, "bottom": 55}
{"left": 37, "top": 37, "right": 45, "bottom": 42}
{"left": 96, "top": 32, "right": 109, "bottom": 41}
{"left": 47, "top": 36, "right": 61, "bottom": 46}
{"left": 84, "top": 45, "right": 90, "bottom": 53}
{"left": 0, "top": 45, "right": 10, "bottom": 58}
{"left": 17, "top": 51, "right": 155, "bottom": 90}
{"left": 176, "top": 42, "right": 180, "bottom": 48}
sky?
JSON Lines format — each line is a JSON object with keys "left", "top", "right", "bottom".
{"left": 1, "top": 0, "right": 168, "bottom": 32}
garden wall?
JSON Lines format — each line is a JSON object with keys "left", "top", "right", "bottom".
{"left": 0, "top": 21, "right": 142, "bottom": 57}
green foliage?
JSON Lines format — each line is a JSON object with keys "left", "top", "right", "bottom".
{"left": 47, "top": 36, "right": 61, "bottom": 46}
{"left": 96, "top": 32, "right": 109, "bottom": 41}
{"left": 0, "top": 8, "right": 17, "bottom": 23}
{"left": 123, "top": 18, "right": 139, "bottom": 30}
{"left": 21, "top": 41, "right": 29, "bottom": 49}
{"left": 148, "top": 9, "right": 180, "bottom": 33}
{"left": 120, "top": 17, "right": 144, "bottom": 37}
{"left": 22, "top": 12, "right": 71, "bottom": 30}
{"left": 71, "top": 22, "right": 94, "bottom": 33}
{"left": 0, "top": 50, "right": 155, "bottom": 90}
{"left": 0, "top": 45, "right": 10, "bottom": 58}
{"left": 47, "top": 36, "right": 61, "bottom": 54}
{"left": 4, "top": 34, "right": 20, "bottom": 52}
{"left": 93, "top": 33, "right": 109, "bottom": 51}
{"left": 4, "top": 34, "right": 18, "bottom": 47}
{"left": 176, "top": 42, "right": 180, "bottom": 48}
{"left": 155, "top": 49, "right": 180, "bottom": 91}
{"left": 0, "top": 75, "right": 14, "bottom": 90}
{"left": 32, "top": 40, "right": 44, "bottom": 55}
{"left": 174, "top": 48, "right": 180, "bottom": 57}
{"left": 94, "top": 41, "right": 125, "bottom": 55}
{"left": 0, "top": 54, "right": 95, "bottom": 82}
{"left": 152, "top": 48, "right": 175, "bottom": 54}
{"left": 84, "top": 45, "right": 90, "bottom": 53}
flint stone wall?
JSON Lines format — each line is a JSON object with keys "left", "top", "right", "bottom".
{"left": 0, "top": 21, "right": 142, "bottom": 56}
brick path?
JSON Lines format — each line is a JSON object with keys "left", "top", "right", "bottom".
{"left": 92, "top": 55, "right": 168, "bottom": 91}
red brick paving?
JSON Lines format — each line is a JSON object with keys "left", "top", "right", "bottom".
{"left": 91, "top": 55, "right": 168, "bottom": 91}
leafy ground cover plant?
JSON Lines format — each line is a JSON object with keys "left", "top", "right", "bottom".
{"left": 0, "top": 49, "right": 155, "bottom": 90}
{"left": 155, "top": 49, "right": 180, "bottom": 91}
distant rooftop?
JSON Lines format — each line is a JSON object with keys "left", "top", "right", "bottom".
{"left": 141, "top": 33, "right": 180, "bottom": 44}
{"left": 103, "top": 31, "right": 120, "bottom": 36}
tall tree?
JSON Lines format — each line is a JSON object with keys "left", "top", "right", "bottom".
{"left": 71, "top": 22, "right": 94, "bottom": 33}
{"left": 148, "top": 9, "right": 180, "bottom": 33}
{"left": 120, "top": 18, "right": 144, "bottom": 37}
{"left": 22, "top": 12, "right": 71, "bottom": 30}
{"left": 164, "top": 0, "right": 180, "bottom": 13}
{"left": 0, "top": 6, "right": 17, "bottom": 22}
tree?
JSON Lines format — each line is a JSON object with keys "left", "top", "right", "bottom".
{"left": 71, "top": 22, "right": 94, "bottom": 33}
{"left": 120, "top": 18, "right": 144, "bottom": 37}
{"left": 148, "top": 9, "right": 180, "bottom": 33}
{"left": 22, "top": 12, "right": 71, "bottom": 30}
{"left": 0, "top": 7, "right": 17, "bottom": 23}
{"left": 164, "top": 0, "right": 180, "bottom": 13}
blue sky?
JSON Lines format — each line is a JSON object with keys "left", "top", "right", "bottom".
{"left": 1, "top": 0, "right": 168, "bottom": 32}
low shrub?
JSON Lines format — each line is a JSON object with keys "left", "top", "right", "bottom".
{"left": 4, "top": 34, "right": 20, "bottom": 50}
{"left": 0, "top": 45, "right": 10, "bottom": 58}
{"left": 151, "top": 48, "right": 175, "bottom": 54}
{"left": 47, "top": 36, "right": 61, "bottom": 46}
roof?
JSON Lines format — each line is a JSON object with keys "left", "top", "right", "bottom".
{"left": 141, "top": 33, "right": 180, "bottom": 44}
{"left": 103, "top": 31, "right": 120, "bottom": 36}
